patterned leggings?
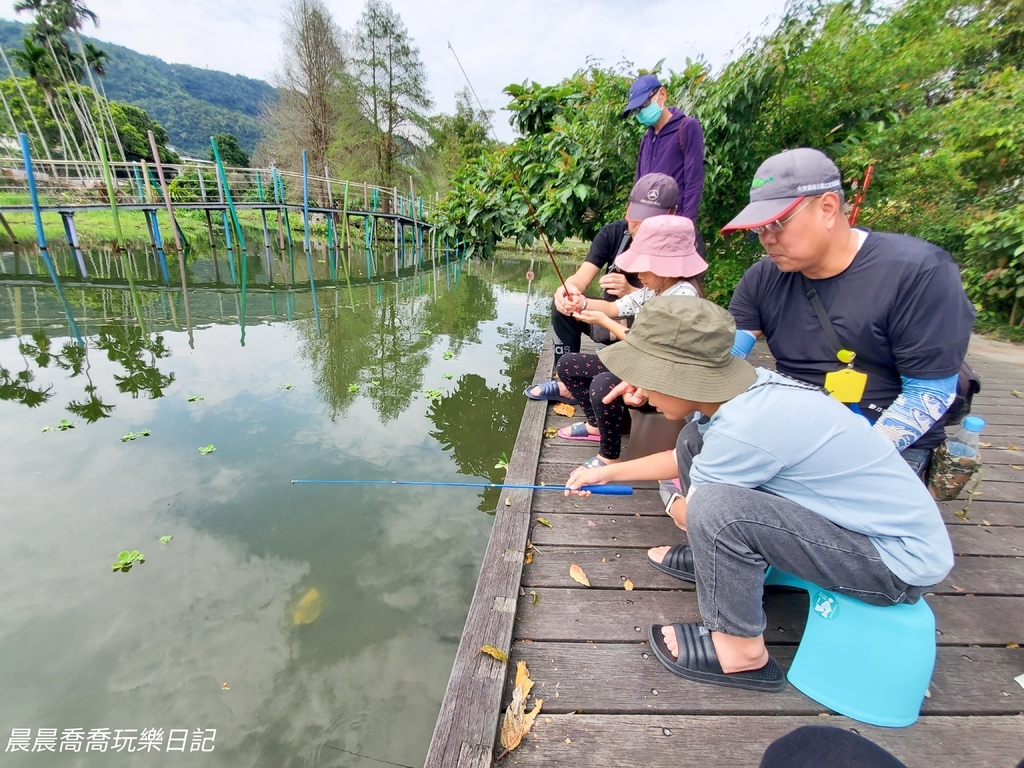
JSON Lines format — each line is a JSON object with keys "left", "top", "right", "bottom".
{"left": 555, "top": 352, "right": 657, "bottom": 460}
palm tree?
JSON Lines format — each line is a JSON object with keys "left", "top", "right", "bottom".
{"left": 82, "top": 41, "right": 124, "bottom": 161}
{"left": 0, "top": 44, "right": 56, "bottom": 170}
{"left": 9, "top": 38, "right": 83, "bottom": 164}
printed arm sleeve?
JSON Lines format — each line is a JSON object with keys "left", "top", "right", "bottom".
{"left": 873, "top": 374, "right": 958, "bottom": 451}
{"left": 679, "top": 119, "right": 705, "bottom": 222}
{"left": 731, "top": 330, "right": 757, "bottom": 358}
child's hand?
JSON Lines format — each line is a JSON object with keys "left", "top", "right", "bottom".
{"left": 572, "top": 309, "right": 606, "bottom": 326}
{"left": 564, "top": 463, "right": 611, "bottom": 496}
{"left": 605, "top": 379, "right": 648, "bottom": 407}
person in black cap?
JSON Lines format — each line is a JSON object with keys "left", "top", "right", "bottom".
{"left": 525, "top": 173, "right": 680, "bottom": 405}
{"left": 622, "top": 73, "right": 705, "bottom": 227}
{"left": 722, "top": 147, "right": 976, "bottom": 477}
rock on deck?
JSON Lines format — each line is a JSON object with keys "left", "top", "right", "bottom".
{"left": 426, "top": 338, "right": 1024, "bottom": 768}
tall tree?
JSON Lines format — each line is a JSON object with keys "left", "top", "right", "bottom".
{"left": 265, "top": 0, "right": 349, "bottom": 179}
{"left": 352, "top": 0, "right": 432, "bottom": 185}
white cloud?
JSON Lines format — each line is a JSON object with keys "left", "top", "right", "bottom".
{"left": 0, "top": 0, "right": 789, "bottom": 141}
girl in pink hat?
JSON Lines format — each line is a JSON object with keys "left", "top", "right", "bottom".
{"left": 555, "top": 215, "right": 708, "bottom": 468}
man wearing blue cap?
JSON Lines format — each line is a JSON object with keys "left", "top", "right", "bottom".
{"left": 623, "top": 73, "right": 705, "bottom": 227}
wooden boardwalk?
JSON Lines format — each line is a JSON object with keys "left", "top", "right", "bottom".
{"left": 426, "top": 338, "right": 1024, "bottom": 768}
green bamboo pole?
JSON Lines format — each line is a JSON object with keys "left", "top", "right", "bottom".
{"left": 148, "top": 130, "right": 193, "bottom": 348}
{"left": 339, "top": 181, "right": 355, "bottom": 308}
{"left": 211, "top": 136, "right": 248, "bottom": 342}
{"left": 99, "top": 141, "right": 146, "bottom": 334}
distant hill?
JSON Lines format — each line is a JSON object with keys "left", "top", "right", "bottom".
{"left": 0, "top": 19, "right": 277, "bottom": 157}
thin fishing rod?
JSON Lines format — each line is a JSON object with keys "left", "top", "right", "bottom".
{"left": 291, "top": 479, "right": 632, "bottom": 496}
{"left": 447, "top": 41, "right": 569, "bottom": 292}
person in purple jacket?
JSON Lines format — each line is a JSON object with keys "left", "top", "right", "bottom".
{"left": 622, "top": 73, "right": 706, "bottom": 230}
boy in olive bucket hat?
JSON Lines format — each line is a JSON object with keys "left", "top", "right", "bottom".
{"left": 567, "top": 296, "right": 952, "bottom": 692}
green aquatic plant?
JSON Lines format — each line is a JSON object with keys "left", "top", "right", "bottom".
{"left": 495, "top": 452, "right": 510, "bottom": 471}
{"left": 348, "top": 383, "right": 360, "bottom": 393}
{"left": 159, "top": 535, "right": 173, "bottom": 544}
{"left": 111, "top": 550, "right": 144, "bottom": 573}
{"left": 442, "top": 373, "right": 454, "bottom": 380}
{"left": 42, "top": 419, "right": 75, "bottom": 432}
{"left": 443, "top": 350, "right": 454, "bottom": 360}
{"left": 277, "top": 384, "right": 295, "bottom": 390}
{"left": 422, "top": 388, "right": 444, "bottom": 401}
{"left": 120, "top": 429, "right": 151, "bottom": 442}
{"left": 187, "top": 395, "right": 205, "bottom": 402}
{"left": 198, "top": 444, "right": 216, "bottom": 455}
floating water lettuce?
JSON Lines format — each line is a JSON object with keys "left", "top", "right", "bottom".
{"left": 121, "top": 429, "right": 151, "bottom": 442}
{"left": 443, "top": 350, "right": 454, "bottom": 360}
{"left": 422, "top": 388, "right": 443, "bottom": 400}
{"left": 187, "top": 395, "right": 205, "bottom": 402}
{"left": 43, "top": 419, "right": 75, "bottom": 432}
{"left": 277, "top": 384, "right": 295, "bottom": 391}
{"left": 348, "top": 383, "right": 359, "bottom": 392}
{"left": 111, "top": 550, "right": 144, "bottom": 572}
{"left": 159, "top": 535, "right": 173, "bottom": 544}
{"left": 495, "top": 452, "right": 510, "bottom": 471}
{"left": 198, "top": 444, "right": 216, "bottom": 455}
{"left": 442, "top": 373, "right": 454, "bottom": 380}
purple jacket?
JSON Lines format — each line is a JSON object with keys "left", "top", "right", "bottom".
{"left": 634, "top": 107, "right": 705, "bottom": 223}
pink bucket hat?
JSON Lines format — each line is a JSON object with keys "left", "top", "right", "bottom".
{"left": 615, "top": 215, "right": 708, "bottom": 278}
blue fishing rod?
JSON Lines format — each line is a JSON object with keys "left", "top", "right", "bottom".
{"left": 291, "top": 479, "right": 632, "bottom": 495}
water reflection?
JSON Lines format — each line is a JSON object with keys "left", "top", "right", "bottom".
{"left": 0, "top": 243, "right": 549, "bottom": 767}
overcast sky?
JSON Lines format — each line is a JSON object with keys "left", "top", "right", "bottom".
{"left": 0, "top": 0, "right": 790, "bottom": 142}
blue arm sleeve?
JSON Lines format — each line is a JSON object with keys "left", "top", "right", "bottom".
{"left": 873, "top": 374, "right": 958, "bottom": 451}
{"left": 731, "top": 330, "right": 757, "bottom": 358}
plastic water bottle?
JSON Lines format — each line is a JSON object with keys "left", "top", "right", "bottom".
{"left": 946, "top": 416, "right": 985, "bottom": 458}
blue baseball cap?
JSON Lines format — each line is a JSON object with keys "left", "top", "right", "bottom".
{"left": 622, "top": 74, "right": 663, "bottom": 118}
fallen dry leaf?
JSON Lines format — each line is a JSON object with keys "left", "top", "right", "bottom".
{"left": 531, "top": 590, "right": 540, "bottom": 606}
{"left": 624, "top": 578, "right": 634, "bottom": 591}
{"left": 499, "top": 662, "right": 543, "bottom": 756}
{"left": 552, "top": 403, "right": 576, "bottom": 418}
{"left": 1012, "top": 390, "right": 1022, "bottom": 398}
{"left": 536, "top": 517, "right": 553, "bottom": 528}
{"left": 1008, "top": 442, "right": 1020, "bottom": 451}
{"left": 524, "top": 551, "right": 534, "bottom": 565}
{"left": 983, "top": 520, "right": 991, "bottom": 526}
{"left": 481, "top": 645, "right": 509, "bottom": 663}
{"left": 543, "top": 427, "right": 558, "bottom": 438}
{"left": 505, "top": 497, "right": 512, "bottom": 506}
{"left": 979, "top": 442, "right": 993, "bottom": 448}
{"left": 565, "top": 738, "right": 572, "bottom": 745}
{"left": 950, "top": 585, "right": 967, "bottom": 593}
{"left": 1007, "top": 642, "right": 1020, "bottom": 648}
{"left": 1012, "top": 466, "right": 1024, "bottom": 471}
{"left": 569, "top": 564, "right": 591, "bottom": 587}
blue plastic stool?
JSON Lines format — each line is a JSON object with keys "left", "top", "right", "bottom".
{"left": 765, "top": 567, "right": 936, "bottom": 727}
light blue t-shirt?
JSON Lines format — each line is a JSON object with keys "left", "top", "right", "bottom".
{"left": 688, "top": 368, "right": 953, "bottom": 586}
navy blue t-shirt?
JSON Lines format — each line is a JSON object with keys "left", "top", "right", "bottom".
{"left": 729, "top": 231, "right": 975, "bottom": 449}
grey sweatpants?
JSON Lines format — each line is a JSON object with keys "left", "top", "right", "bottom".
{"left": 674, "top": 421, "right": 930, "bottom": 638}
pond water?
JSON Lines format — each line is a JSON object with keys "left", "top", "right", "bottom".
{"left": 0, "top": 241, "right": 553, "bottom": 766}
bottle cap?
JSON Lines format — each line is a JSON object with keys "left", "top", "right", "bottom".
{"left": 962, "top": 416, "right": 985, "bottom": 432}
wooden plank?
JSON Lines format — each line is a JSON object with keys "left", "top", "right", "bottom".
{"left": 506, "top": 643, "right": 1024, "bottom": 716}
{"left": 425, "top": 344, "right": 553, "bottom": 768}
{"left": 532, "top": 489, "right": 665, "bottom": 517}
{"left": 514, "top": 589, "right": 1024, "bottom": 646}
{"left": 499, "top": 714, "right": 1024, "bottom": 768}
{"left": 523, "top": 546, "right": 1024, "bottom": 597}
{"left": 940, "top": 500, "right": 1023, "bottom": 526}
{"left": 526, "top": 512, "right": 1024, "bottom": 557}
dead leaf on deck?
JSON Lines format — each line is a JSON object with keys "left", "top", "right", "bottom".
{"left": 1008, "top": 442, "right": 1020, "bottom": 451}
{"left": 536, "top": 517, "right": 552, "bottom": 528}
{"left": 505, "top": 497, "right": 512, "bottom": 506}
{"left": 950, "top": 585, "right": 967, "bottom": 593}
{"left": 1007, "top": 642, "right": 1020, "bottom": 648}
{"left": 552, "top": 403, "right": 576, "bottom": 418}
{"left": 569, "top": 564, "right": 591, "bottom": 587}
{"left": 1013, "top": 466, "right": 1024, "bottom": 471}
{"left": 524, "top": 551, "right": 534, "bottom": 565}
{"left": 979, "top": 442, "right": 993, "bottom": 448}
{"left": 531, "top": 590, "right": 540, "bottom": 606}
{"left": 565, "top": 738, "right": 572, "bottom": 744}
{"left": 543, "top": 427, "right": 558, "bottom": 438}
{"left": 624, "top": 578, "right": 634, "bottom": 591}
{"left": 1012, "top": 390, "right": 1022, "bottom": 398}
{"left": 499, "top": 661, "right": 543, "bottom": 755}
{"left": 481, "top": 645, "right": 509, "bottom": 663}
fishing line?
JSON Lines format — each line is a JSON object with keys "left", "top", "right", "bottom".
{"left": 447, "top": 41, "right": 569, "bottom": 292}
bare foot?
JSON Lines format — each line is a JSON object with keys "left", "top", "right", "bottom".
{"left": 660, "top": 626, "right": 770, "bottom": 674}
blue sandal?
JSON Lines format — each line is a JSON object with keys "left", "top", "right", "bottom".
{"left": 524, "top": 380, "right": 575, "bottom": 405}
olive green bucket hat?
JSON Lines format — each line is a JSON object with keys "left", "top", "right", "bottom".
{"left": 598, "top": 296, "right": 758, "bottom": 403}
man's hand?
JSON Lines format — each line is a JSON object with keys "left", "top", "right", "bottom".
{"left": 598, "top": 272, "right": 634, "bottom": 298}
{"left": 604, "top": 379, "right": 648, "bottom": 408}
